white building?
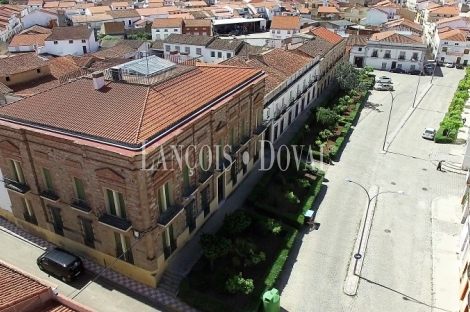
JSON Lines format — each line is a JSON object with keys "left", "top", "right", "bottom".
{"left": 205, "top": 38, "right": 244, "bottom": 63}
{"left": 151, "top": 18, "right": 183, "bottom": 40}
{"left": 111, "top": 1, "right": 134, "bottom": 10}
{"left": 347, "top": 34, "right": 368, "bottom": 68}
{"left": 0, "top": 5, "right": 24, "bottom": 42}
{"left": 362, "top": 7, "right": 399, "bottom": 26}
{"left": 425, "top": 16, "right": 469, "bottom": 46}
{"left": 364, "top": 30, "right": 427, "bottom": 71}
{"left": 107, "top": 9, "right": 141, "bottom": 29}
{"left": 269, "top": 15, "right": 300, "bottom": 48}
{"left": 8, "top": 26, "right": 51, "bottom": 53}
{"left": 26, "top": 0, "right": 44, "bottom": 12}
{"left": 44, "top": 25, "right": 99, "bottom": 56}
{"left": 21, "top": 9, "right": 58, "bottom": 29}
{"left": 136, "top": 8, "right": 170, "bottom": 22}
{"left": 434, "top": 29, "right": 470, "bottom": 65}
{"left": 163, "top": 34, "right": 214, "bottom": 60}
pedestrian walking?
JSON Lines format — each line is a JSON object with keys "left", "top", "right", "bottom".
{"left": 463, "top": 117, "right": 467, "bottom": 124}
{"left": 436, "top": 160, "right": 443, "bottom": 171}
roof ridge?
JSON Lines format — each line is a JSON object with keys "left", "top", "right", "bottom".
{"left": 135, "top": 85, "right": 151, "bottom": 144}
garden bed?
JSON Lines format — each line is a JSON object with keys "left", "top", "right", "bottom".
{"left": 178, "top": 210, "right": 297, "bottom": 312}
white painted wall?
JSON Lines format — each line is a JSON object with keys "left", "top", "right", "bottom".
{"left": 364, "top": 43, "right": 426, "bottom": 71}
{"left": 163, "top": 42, "right": 235, "bottom": 63}
{"left": 44, "top": 31, "right": 99, "bottom": 56}
{"left": 22, "top": 10, "right": 58, "bottom": 29}
{"left": 435, "top": 39, "right": 470, "bottom": 65}
{"left": 152, "top": 26, "right": 182, "bottom": 40}
{"left": 204, "top": 48, "right": 236, "bottom": 62}
{"left": 362, "top": 9, "right": 388, "bottom": 26}
{"left": 348, "top": 45, "right": 366, "bottom": 64}
{"left": 0, "top": 168, "right": 12, "bottom": 213}
{"left": 163, "top": 43, "right": 205, "bottom": 58}
{"left": 112, "top": 17, "right": 141, "bottom": 29}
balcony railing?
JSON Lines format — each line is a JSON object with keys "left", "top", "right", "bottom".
{"left": 163, "top": 239, "right": 177, "bottom": 260}
{"left": 371, "top": 53, "right": 378, "bottom": 58}
{"left": 308, "top": 79, "right": 314, "bottom": 87}
{"left": 70, "top": 197, "right": 91, "bottom": 213}
{"left": 3, "top": 175, "right": 30, "bottom": 194}
{"left": 199, "top": 170, "right": 213, "bottom": 184}
{"left": 98, "top": 213, "right": 132, "bottom": 231}
{"left": 215, "top": 158, "right": 232, "bottom": 171}
{"left": 229, "top": 144, "right": 241, "bottom": 155}
{"left": 384, "top": 54, "right": 391, "bottom": 59}
{"left": 23, "top": 212, "right": 37, "bottom": 225}
{"left": 157, "top": 203, "right": 184, "bottom": 226}
{"left": 253, "top": 121, "right": 268, "bottom": 135}
{"left": 240, "top": 135, "right": 251, "bottom": 145}
{"left": 398, "top": 56, "right": 405, "bottom": 60}
{"left": 40, "top": 189, "right": 59, "bottom": 202}
{"left": 182, "top": 184, "right": 197, "bottom": 198}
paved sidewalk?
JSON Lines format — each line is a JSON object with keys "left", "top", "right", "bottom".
{"left": 431, "top": 196, "right": 461, "bottom": 312}
{"left": 0, "top": 217, "right": 194, "bottom": 312}
{"left": 167, "top": 84, "right": 336, "bottom": 276}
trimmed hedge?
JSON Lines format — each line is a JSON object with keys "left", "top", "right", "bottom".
{"left": 253, "top": 171, "right": 325, "bottom": 229}
{"left": 178, "top": 210, "right": 298, "bottom": 312}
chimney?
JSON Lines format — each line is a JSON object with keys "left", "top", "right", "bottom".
{"left": 92, "top": 71, "right": 105, "bottom": 90}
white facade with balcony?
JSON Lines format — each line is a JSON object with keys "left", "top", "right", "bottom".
{"left": 364, "top": 41, "right": 427, "bottom": 71}
{"left": 434, "top": 36, "right": 470, "bottom": 65}
{"left": 152, "top": 26, "right": 182, "bottom": 41}
{"left": 263, "top": 57, "right": 321, "bottom": 143}
{"left": 44, "top": 31, "right": 99, "bottom": 56}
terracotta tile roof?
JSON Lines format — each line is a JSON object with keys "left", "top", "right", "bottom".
{"left": 152, "top": 17, "right": 183, "bottom": 28}
{"left": 0, "top": 54, "right": 48, "bottom": 76}
{"left": 58, "top": 1, "right": 75, "bottom": 8}
{"left": 384, "top": 18, "right": 422, "bottom": 32}
{"left": 270, "top": 15, "right": 300, "bottom": 30}
{"left": 107, "top": 9, "right": 140, "bottom": 18}
{"left": 86, "top": 58, "right": 129, "bottom": 71}
{"left": 28, "top": 0, "right": 44, "bottom": 5}
{"left": 164, "top": 33, "right": 214, "bottom": 46}
{"left": 237, "top": 43, "right": 272, "bottom": 58}
{"left": 87, "top": 6, "right": 111, "bottom": 14}
{"left": 296, "top": 36, "right": 334, "bottom": 58}
{"left": 207, "top": 38, "right": 243, "bottom": 51}
{"left": 102, "top": 21, "right": 125, "bottom": 34}
{"left": 9, "top": 33, "right": 50, "bottom": 47}
{"left": 20, "top": 25, "right": 52, "bottom": 34}
{"left": 298, "top": 7, "right": 309, "bottom": 13}
{"left": 183, "top": 19, "right": 211, "bottom": 27}
{"left": 370, "top": 30, "right": 423, "bottom": 43}
{"left": 438, "top": 26, "right": 452, "bottom": 32}
{"left": 311, "top": 26, "right": 343, "bottom": 44}
{"left": 48, "top": 55, "right": 81, "bottom": 77}
{"left": 429, "top": 6, "right": 459, "bottom": 14}
{"left": 436, "top": 15, "right": 464, "bottom": 24}
{"left": 346, "top": 34, "right": 367, "bottom": 46}
{"left": 10, "top": 76, "right": 61, "bottom": 97}
{"left": 72, "top": 14, "right": 113, "bottom": 23}
{"left": 0, "top": 66, "right": 264, "bottom": 146}
{"left": 91, "top": 44, "right": 137, "bottom": 59}
{"left": 0, "top": 262, "right": 49, "bottom": 310}
{"left": 318, "top": 6, "right": 340, "bottom": 13}
{"left": 0, "top": 82, "right": 13, "bottom": 94}
{"left": 46, "top": 26, "right": 92, "bottom": 41}
{"left": 112, "top": 1, "right": 130, "bottom": 6}
{"left": 152, "top": 39, "right": 164, "bottom": 49}
{"left": 439, "top": 29, "right": 467, "bottom": 41}
{"left": 43, "top": 1, "right": 59, "bottom": 7}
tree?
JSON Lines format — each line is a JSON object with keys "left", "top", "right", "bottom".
{"left": 316, "top": 107, "right": 339, "bottom": 127}
{"left": 440, "top": 117, "right": 462, "bottom": 136}
{"left": 225, "top": 273, "right": 254, "bottom": 295}
{"left": 335, "top": 62, "right": 360, "bottom": 91}
{"left": 223, "top": 210, "right": 252, "bottom": 235}
{"left": 200, "top": 233, "right": 232, "bottom": 270}
{"left": 0, "top": 0, "right": 9, "bottom": 4}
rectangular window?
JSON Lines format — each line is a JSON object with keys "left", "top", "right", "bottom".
{"left": 410, "top": 65, "right": 416, "bottom": 70}
{"left": 175, "top": 46, "right": 180, "bottom": 52}
{"left": 227, "top": 52, "right": 232, "bottom": 58}
{"left": 22, "top": 198, "right": 34, "bottom": 217}
{"left": 397, "top": 64, "right": 402, "bottom": 68}
{"left": 183, "top": 165, "right": 190, "bottom": 188}
{"left": 372, "top": 49, "right": 378, "bottom": 57}
{"left": 164, "top": 29, "right": 168, "bottom": 32}
{"left": 381, "top": 62, "right": 387, "bottom": 69}
{"left": 114, "top": 232, "right": 133, "bottom": 263}
{"left": 442, "top": 47, "right": 447, "bottom": 52}
{"left": 5, "top": 76, "right": 10, "bottom": 81}
{"left": 465, "top": 49, "right": 469, "bottom": 54}
{"left": 69, "top": 40, "right": 73, "bottom": 44}
{"left": 165, "top": 45, "right": 170, "bottom": 51}
{"left": 81, "top": 39, "right": 86, "bottom": 43}
{"left": 217, "top": 138, "right": 223, "bottom": 161}
{"left": 105, "top": 188, "right": 126, "bottom": 218}
{"left": 156, "top": 29, "right": 160, "bottom": 32}
{"left": 185, "top": 46, "right": 190, "bottom": 53}
{"left": 211, "top": 51, "right": 215, "bottom": 57}
{"left": 358, "top": 47, "right": 362, "bottom": 51}
{"left": 398, "top": 51, "right": 405, "bottom": 60}
{"left": 276, "top": 30, "right": 280, "bottom": 34}
{"left": 230, "top": 127, "right": 235, "bottom": 146}
{"left": 287, "top": 30, "right": 290, "bottom": 34}
{"left": 174, "top": 28, "right": 178, "bottom": 32}
{"left": 54, "top": 41, "right": 58, "bottom": 44}
{"left": 412, "top": 52, "right": 418, "bottom": 60}
{"left": 73, "top": 177, "right": 86, "bottom": 202}
{"left": 217, "top": 52, "right": 222, "bottom": 58}
{"left": 158, "top": 181, "right": 173, "bottom": 212}
{"left": 196, "top": 48, "right": 201, "bottom": 54}
{"left": 384, "top": 50, "right": 391, "bottom": 58}
{"left": 42, "top": 168, "right": 54, "bottom": 192}
{"left": 8, "top": 159, "right": 25, "bottom": 183}
{"left": 456, "top": 43, "right": 459, "bottom": 46}
{"left": 36, "top": 68, "right": 41, "bottom": 73}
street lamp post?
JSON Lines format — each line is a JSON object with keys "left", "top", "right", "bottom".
{"left": 345, "top": 179, "right": 404, "bottom": 276}
{"left": 382, "top": 90, "right": 412, "bottom": 151}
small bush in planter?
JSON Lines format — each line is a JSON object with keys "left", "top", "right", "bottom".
{"left": 285, "top": 191, "right": 300, "bottom": 204}
{"left": 225, "top": 273, "right": 254, "bottom": 295}
{"left": 297, "top": 178, "right": 311, "bottom": 188}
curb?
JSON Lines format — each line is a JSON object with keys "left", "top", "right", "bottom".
{"left": 343, "top": 185, "right": 379, "bottom": 296}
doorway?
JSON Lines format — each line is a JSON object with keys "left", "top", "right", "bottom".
{"left": 217, "top": 174, "right": 224, "bottom": 204}
{"left": 82, "top": 46, "right": 87, "bottom": 54}
{"left": 457, "top": 57, "right": 461, "bottom": 64}
{"left": 201, "top": 186, "right": 210, "bottom": 217}
{"left": 391, "top": 61, "right": 397, "bottom": 69}
{"left": 354, "top": 56, "right": 364, "bottom": 68}
{"left": 50, "top": 206, "right": 64, "bottom": 236}
{"left": 184, "top": 200, "right": 197, "bottom": 234}
{"left": 81, "top": 218, "right": 95, "bottom": 248}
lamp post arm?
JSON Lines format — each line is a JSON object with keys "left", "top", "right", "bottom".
{"left": 369, "top": 191, "right": 401, "bottom": 204}
{"left": 348, "top": 180, "right": 371, "bottom": 203}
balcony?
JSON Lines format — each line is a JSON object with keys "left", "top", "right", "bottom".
{"left": 23, "top": 212, "right": 37, "bottom": 225}
{"left": 240, "top": 135, "right": 251, "bottom": 145}
{"left": 183, "top": 184, "right": 197, "bottom": 198}
{"left": 253, "top": 122, "right": 268, "bottom": 135}
{"left": 3, "top": 175, "right": 30, "bottom": 194}
{"left": 99, "top": 213, "right": 132, "bottom": 231}
{"left": 296, "top": 90, "right": 302, "bottom": 100}
{"left": 215, "top": 158, "right": 232, "bottom": 172}
{"left": 411, "top": 58, "right": 419, "bottom": 61}
{"left": 70, "top": 197, "right": 91, "bottom": 213}
{"left": 398, "top": 56, "right": 405, "bottom": 60}
{"left": 163, "top": 239, "right": 177, "bottom": 260}
{"left": 384, "top": 54, "right": 391, "bottom": 59}
{"left": 371, "top": 53, "right": 378, "bottom": 58}
{"left": 157, "top": 203, "right": 184, "bottom": 226}
{"left": 229, "top": 144, "right": 241, "bottom": 155}
{"left": 447, "top": 51, "right": 464, "bottom": 57}
{"left": 199, "top": 170, "right": 213, "bottom": 184}
{"left": 308, "top": 79, "right": 314, "bottom": 87}
{"left": 40, "top": 189, "right": 59, "bottom": 202}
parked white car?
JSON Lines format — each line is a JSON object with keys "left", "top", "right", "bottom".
{"left": 376, "top": 76, "right": 392, "bottom": 83}
{"left": 374, "top": 83, "right": 393, "bottom": 91}
{"left": 422, "top": 128, "right": 436, "bottom": 140}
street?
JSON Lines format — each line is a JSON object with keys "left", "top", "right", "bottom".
{"left": 0, "top": 228, "right": 168, "bottom": 312}
{"left": 277, "top": 68, "right": 466, "bottom": 311}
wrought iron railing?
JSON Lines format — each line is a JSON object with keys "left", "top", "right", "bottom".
{"left": 183, "top": 184, "right": 197, "bottom": 198}
{"left": 3, "top": 175, "right": 30, "bottom": 194}
{"left": 71, "top": 196, "right": 91, "bottom": 213}
{"left": 158, "top": 203, "right": 184, "bottom": 225}
{"left": 40, "top": 188, "right": 59, "bottom": 201}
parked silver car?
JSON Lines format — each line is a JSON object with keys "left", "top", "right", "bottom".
{"left": 374, "top": 83, "right": 393, "bottom": 91}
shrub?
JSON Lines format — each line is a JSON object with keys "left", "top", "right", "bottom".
{"left": 223, "top": 210, "right": 252, "bottom": 235}
{"left": 284, "top": 191, "right": 300, "bottom": 204}
{"left": 316, "top": 107, "right": 340, "bottom": 127}
{"left": 266, "top": 219, "right": 282, "bottom": 234}
{"left": 226, "top": 273, "right": 254, "bottom": 295}
{"left": 200, "top": 234, "right": 232, "bottom": 270}
{"left": 297, "top": 178, "right": 311, "bottom": 188}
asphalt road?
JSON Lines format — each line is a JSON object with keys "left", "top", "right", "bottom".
{"left": 277, "top": 68, "right": 466, "bottom": 312}
{"left": 0, "top": 228, "right": 168, "bottom": 312}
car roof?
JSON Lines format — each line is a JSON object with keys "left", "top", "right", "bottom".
{"left": 424, "top": 128, "right": 435, "bottom": 131}
{"left": 43, "top": 248, "right": 79, "bottom": 266}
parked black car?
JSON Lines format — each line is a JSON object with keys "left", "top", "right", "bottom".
{"left": 409, "top": 70, "right": 423, "bottom": 75}
{"left": 457, "top": 64, "right": 464, "bottom": 69}
{"left": 37, "top": 247, "right": 84, "bottom": 282}
{"left": 390, "top": 68, "right": 407, "bottom": 73}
